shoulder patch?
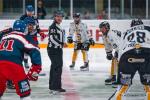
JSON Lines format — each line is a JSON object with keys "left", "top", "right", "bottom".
{"left": 50, "top": 28, "right": 56, "bottom": 33}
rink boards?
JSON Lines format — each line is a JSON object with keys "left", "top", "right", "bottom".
{"left": 0, "top": 20, "right": 150, "bottom": 48}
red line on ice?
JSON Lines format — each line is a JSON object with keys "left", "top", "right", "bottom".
{"left": 62, "top": 67, "right": 80, "bottom": 100}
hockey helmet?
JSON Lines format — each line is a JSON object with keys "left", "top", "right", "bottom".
{"left": 73, "top": 13, "right": 80, "bottom": 18}
{"left": 13, "top": 20, "right": 27, "bottom": 33}
{"left": 54, "top": 10, "right": 64, "bottom": 17}
{"left": 99, "top": 21, "right": 110, "bottom": 32}
{"left": 26, "top": 5, "right": 34, "bottom": 12}
{"left": 131, "top": 18, "right": 143, "bottom": 27}
{"left": 73, "top": 13, "right": 81, "bottom": 24}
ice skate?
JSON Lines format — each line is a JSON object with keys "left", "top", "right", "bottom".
{"left": 80, "top": 62, "right": 89, "bottom": 71}
{"left": 105, "top": 75, "right": 116, "bottom": 85}
{"left": 69, "top": 62, "right": 75, "bottom": 70}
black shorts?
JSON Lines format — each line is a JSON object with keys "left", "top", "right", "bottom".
{"left": 74, "top": 43, "right": 90, "bottom": 51}
{"left": 117, "top": 48, "right": 150, "bottom": 85}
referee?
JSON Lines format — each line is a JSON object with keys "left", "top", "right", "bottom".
{"left": 47, "top": 10, "right": 66, "bottom": 94}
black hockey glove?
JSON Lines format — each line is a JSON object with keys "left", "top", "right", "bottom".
{"left": 82, "top": 41, "right": 90, "bottom": 51}
{"left": 114, "top": 51, "right": 118, "bottom": 58}
{"left": 67, "top": 36, "right": 73, "bottom": 43}
{"left": 106, "top": 52, "right": 113, "bottom": 60}
{"left": 89, "top": 38, "right": 95, "bottom": 46}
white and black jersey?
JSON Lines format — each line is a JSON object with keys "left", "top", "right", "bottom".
{"left": 119, "top": 25, "right": 150, "bottom": 60}
{"left": 102, "top": 29, "right": 121, "bottom": 53}
{"left": 48, "top": 22, "right": 65, "bottom": 49}
{"left": 68, "top": 22, "right": 90, "bottom": 43}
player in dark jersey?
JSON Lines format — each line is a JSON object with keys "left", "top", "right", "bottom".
{"left": 114, "top": 19, "right": 150, "bottom": 100}
{"left": 20, "top": 5, "right": 46, "bottom": 69}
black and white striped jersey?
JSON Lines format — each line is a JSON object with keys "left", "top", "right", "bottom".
{"left": 48, "top": 22, "right": 65, "bottom": 49}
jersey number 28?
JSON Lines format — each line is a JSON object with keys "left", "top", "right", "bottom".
{"left": 127, "top": 31, "right": 145, "bottom": 43}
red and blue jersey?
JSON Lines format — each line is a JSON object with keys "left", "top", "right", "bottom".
{"left": 0, "top": 31, "right": 41, "bottom": 66}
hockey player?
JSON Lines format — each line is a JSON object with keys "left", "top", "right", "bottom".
{"left": 115, "top": 19, "right": 150, "bottom": 100}
{"left": 0, "top": 28, "right": 15, "bottom": 89}
{"left": 0, "top": 20, "right": 42, "bottom": 100}
{"left": 24, "top": 17, "right": 39, "bottom": 46}
{"left": 99, "top": 21, "right": 121, "bottom": 85}
{"left": 67, "top": 13, "right": 95, "bottom": 71}
{"left": 20, "top": 5, "right": 46, "bottom": 69}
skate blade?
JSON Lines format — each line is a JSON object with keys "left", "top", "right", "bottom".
{"left": 70, "top": 67, "right": 75, "bottom": 70}
{"left": 80, "top": 68, "right": 89, "bottom": 71}
{"left": 49, "top": 91, "right": 65, "bottom": 95}
{"left": 105, "top": 82, "right": 112, "bottom": 85}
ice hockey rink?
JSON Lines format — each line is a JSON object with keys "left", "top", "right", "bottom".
{"left": 2, "top": 48, "right": 146, "bottom": 100}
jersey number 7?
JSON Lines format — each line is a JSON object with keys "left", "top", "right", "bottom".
{"left": 0, "top": 40, "right": 14, "bottom": 51}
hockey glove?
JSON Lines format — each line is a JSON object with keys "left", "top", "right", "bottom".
{"left": 67, "top": 36, "right": 73, "bottom": 43}
{"left": 82, "top": 41, "right": 90, "bottom": 51}
{"left": 89, "top": 38, "right": 95, "bottom": 46}
{"left": 27, "top": 65, "right": 42, "bottom": 81}
{"left": 39, "top": 32, "right": 47, "bottom": 41}
{"left": 106, "top": 52, "right": 113, "bottom": 60}
{"left": 114, "top": 51, "right": 118, "bottom": 58}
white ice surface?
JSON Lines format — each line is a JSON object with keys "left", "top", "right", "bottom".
{"left": 2, "top": 48, "right": 146, "bottom": 100}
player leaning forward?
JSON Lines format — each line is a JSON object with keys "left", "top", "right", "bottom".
{"left": 67, "top": 13, "right": 95, "bottom": 71}
{"left": 115, "top": 19, "right": 150, "bottom": 100}
{"left": 99, "top": 21, "right": 121, "bottom": 85}
{"left": 0, "top": 20, "right": 42, "bottom": 100}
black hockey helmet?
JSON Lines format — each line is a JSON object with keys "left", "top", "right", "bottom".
{"left": 131, "top": 18, "right": 143, "bottom": 27}
{"left": 73, "top": 13, "right": 81, "bottom": 24}
{"left": 73, "top": 13, "right": 80, "bottom": 18}
{"left": 54, "top": 10, "right": 64, "bottom": 17}
{"left": 99, "top": 21, "right": 110, "bottom": 32}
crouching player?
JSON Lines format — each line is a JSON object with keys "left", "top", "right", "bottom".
{"left": 0, "top": 28, "right": 15, "bottom": 89}
{"left": 99, "top": 21, "right": 121, "bottom": 85}
{"left": 116, "top": 19, "right": 150, "bottom": 100}
{"left": 0, "top": 20, "right": 42, "bottom": 100}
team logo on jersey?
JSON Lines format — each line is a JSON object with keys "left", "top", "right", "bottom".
{"left": 18, "top": 79, "right": 30, "bottom": 93}
{"left": 50, "top": 29, "right": 56, "bottom": 33}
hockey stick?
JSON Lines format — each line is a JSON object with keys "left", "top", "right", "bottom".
{"left": 108, "top": 89, "right": 117, "bottom": 100}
